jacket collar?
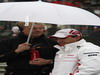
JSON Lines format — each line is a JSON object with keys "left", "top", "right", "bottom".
{"left": 54, "top": 39, "right": 86, "bottom": 52}
{"left": 65, "top": 39, "right": 86, "bottom": 48}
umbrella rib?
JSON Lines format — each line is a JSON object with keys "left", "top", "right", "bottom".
{"left": 49, "top": 3, "right": 63, "bottom": 25}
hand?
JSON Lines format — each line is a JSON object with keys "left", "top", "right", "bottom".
{"left": 15, "top": 43, "right": 31, "bottom": 53}
{"left": 29, "top": 58, "right": 52, "bottom": 65}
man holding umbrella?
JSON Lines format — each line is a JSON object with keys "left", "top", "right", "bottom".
{"left": 0, "top": 22, "right": 58, "bottom": 75}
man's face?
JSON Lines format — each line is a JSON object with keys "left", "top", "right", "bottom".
{"left": 22, "top": 24, "right": 45, "bottom": 38}
{"left": 56, "top": 36, "right": 78, "bottom": 46}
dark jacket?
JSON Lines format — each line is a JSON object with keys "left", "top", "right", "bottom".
{"left": 0, "top": 33, "right": 58, "bottom": 75}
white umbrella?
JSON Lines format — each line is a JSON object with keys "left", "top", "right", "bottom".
{"left": 0, "top": 1, "right": 100, "bottom": 43}
{"left": 0, "top": 1, "right": 100, "bottom": 25}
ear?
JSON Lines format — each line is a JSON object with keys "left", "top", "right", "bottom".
{"left": 76, "top": 36, "right": 81, "bottom": 41}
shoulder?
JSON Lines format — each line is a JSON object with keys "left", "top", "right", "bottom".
{"left": 82, "top": 42, "right": 100, "bottom": 50}
{"left": 0, "top": 36, "right": 17, "bottom": 44}
{"left": 78, "top": 42, "right": 100, "bottom": 59}
{"left": 0, "top": 34, "right": 23, "bottom": 44}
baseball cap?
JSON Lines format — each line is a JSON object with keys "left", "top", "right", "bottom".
{"left": 50, "top": 29, "right": 82, "bottom": 38}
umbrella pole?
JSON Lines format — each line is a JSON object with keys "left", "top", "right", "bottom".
{"left": 26, "top": 23, "right": 34, "bottom": 44}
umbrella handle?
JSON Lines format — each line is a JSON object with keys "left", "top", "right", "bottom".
{"left": 26, "top": 23, "right": 34, "bottom": 44}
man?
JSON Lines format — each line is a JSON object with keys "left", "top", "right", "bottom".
{"left": 0, "top": 22, "right": 58, "bottom": 75}
{"left": 49, "top": 28, "right": 100, "bottom": 75}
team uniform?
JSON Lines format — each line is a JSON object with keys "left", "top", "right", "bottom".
{"left": 51, "top": 39, "right": 100, "bottom": 75}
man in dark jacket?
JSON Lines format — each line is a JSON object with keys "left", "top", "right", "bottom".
{"left": 0, "top": 22, "right": 58, "bottom": 75}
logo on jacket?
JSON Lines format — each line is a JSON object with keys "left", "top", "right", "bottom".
{"left": 84, "top": 52, "right": 100, "bottom": 57}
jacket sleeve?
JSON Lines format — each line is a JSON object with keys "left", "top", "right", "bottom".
{"left": 75, "top": 46, "right": 100, "bottom": 75}
{"left": 0, "top": 39, "right": 21, "bottom": 62}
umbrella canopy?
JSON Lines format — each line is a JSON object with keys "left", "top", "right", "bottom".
{"left": 0, "top": 1, "right": 100, "bottom": 25}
